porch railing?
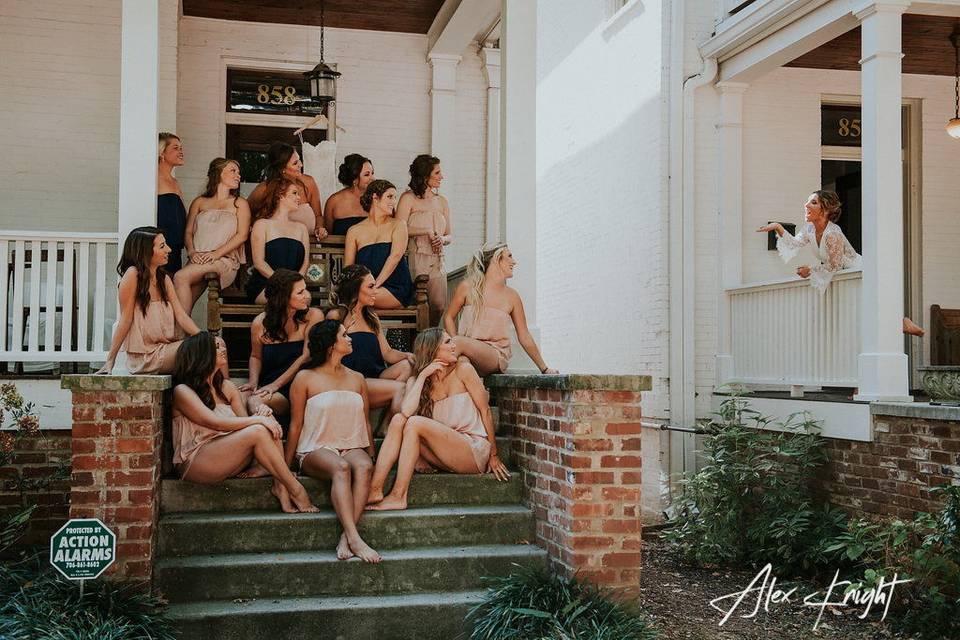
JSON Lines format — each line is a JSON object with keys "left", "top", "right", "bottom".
{"left": 726, "top": 270, "right": 861, "bottom": 387}
{"left": 0, "top": 230, "right": 119, "bottom": 364}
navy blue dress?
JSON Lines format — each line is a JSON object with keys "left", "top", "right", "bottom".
{"left": 259, "top": 339, "right": 304, "bottom": 400}
{"left": 331, "top": 216, "right": 366, "bottom": 236}
{"left": 246, "top": 237, "right": 306, "bottom": 301}
{"left": 357, "top": 242, "right": 413, "bottom": 307}
{"left": 342, "top": 332, "right": 387, "bottom": 379}
{"left": 157, "top": 193, "right": 187, "bottom": 273}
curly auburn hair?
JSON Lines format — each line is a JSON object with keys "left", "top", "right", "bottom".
{"left": 255, "top": 176, "right": 296, "bottom": 220}
{"left": 330, "top": 264, "right": 381, "bottom": 334}
{"left": 338, "top": 153, "right": 373, "bottom": 187}
{"left": 359, "top": 179, "right": 396, "bottom": 213}
{"left": 408, "top": 154, "right": 440, "bottom": 198}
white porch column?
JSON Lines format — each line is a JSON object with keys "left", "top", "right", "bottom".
{"left": 500, "top": 0, "right": 536, "bottom": 326}
{"left": 118, "top": 0, "right": 160, "bottom": 244}
{"left": 429, "top": 53, "right": 461, "bottom": 213}
{"left": 481, "top": 46, "right": 501, "bottom": 245}
{"left": 854, "top": 0, "right": 912, "bottom": 402}
{"left": 715, "top": 81, "right": 748, "bottom": 386}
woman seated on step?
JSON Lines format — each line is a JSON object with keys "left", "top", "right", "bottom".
{"left": 245, "top": 177, "right": 310, "bottom": 304}
{"left": 97, "top": 226, "right": 201, "bottom": 375}
{"left": 367, "top": 328, "right": 510, "bottom": 512}
{"left": 757, "top": 190, "right": 924, "bottom": 336}
{"left": 240, "top": 269, "right": 324, "bottom": 420}
{"left": 326, "top": 264, "right": 412, "bottom": 432}
{"left": 343, "top": 179, "right": 414, "bottom": 310}
{"left": 247, "top": 142, "right": 327, "bottom": 241}
{"left": 443, "top": 243, "right": 557, "bottom": 376}
{"left": 287, "top": 320, "right": 381, "bottom": 562}
{"left": 171, "top": 332, "right": 318, "bottom": 513}
{"left": 173, "top": 158, "right": 250, "bottom": 314}
{"left": 323, "top": 153, "right": 374, "bottom": 236}
{"left": 396, "top": 154, "right": 452, "bottom": 324}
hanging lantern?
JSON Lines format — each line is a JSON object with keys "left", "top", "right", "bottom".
{"left": 305, "top": 0, "right": 341, "bottom": 104}
{"left": 947, "top": 21, "right": 960, "bottom": 138}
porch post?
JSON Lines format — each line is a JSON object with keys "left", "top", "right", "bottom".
{"left": 853, "top": 0, "right": 911, "bottom": 402}
{"left": 428, "top": 53, "right": 461, "bottom": 213}
{"left": 715, "top": 82, "right": 748, "bottom": 386}
{"left": 481, "top": 46, "right": 502, "bottom": 245}
{"left": 500, "top": 0, "right": 539, "bottom": 370}
{"left": 118, "top": 0, "right": 160, "bottom": 244}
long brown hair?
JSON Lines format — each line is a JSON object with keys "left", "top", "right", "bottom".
{"left": 255, "top": 176, "right": 295, "bottom": 220}
{"left": 262, "top": 269, "right": 309, "bottom": 343}
{"left": 173, "top": 332, "right": 225, "bottom": 410}
{"left": 811, "top": 189, "right": 842, "bottom": 222}
{"left": 408, "top": 154, "right": 440, "bottom": 198}
{"left": 118, "top": 226, "right": 170, "bottom": 314}
{"left": 263, "top": 142, "right": 296, "bottom": 182}
{"left": 330, "top": 264, "right": 381, "bottom": 334}
{"left": 412, "top": 328, "right": 445, "bottom": 419}
{"left": 201, "top": 158, "right": 240, "bottom": 207}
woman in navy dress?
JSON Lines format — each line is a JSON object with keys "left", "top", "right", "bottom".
{"left": 343, "top": 180, "right": 414, "bottom": 309}
{"left": 246, "top": 177, "right": 310, "bottom": 304}
{"left": 323, "top": 153, "right": 374, "bottom": 236}
{"left": 157, "top": 133, "right": 187, "bottom": 273}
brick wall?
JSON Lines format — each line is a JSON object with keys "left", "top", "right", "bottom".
{"left": 488, "top": 373, "right": 650, "bottom": 593}
{"left": 820, "top": 407, "right": 960, "bottom": 519}
{"left": 62, "top": 374, "right": 171, "bottom": 583}
{"left": 0, "top": 430, "right": 71, "bottom": 548}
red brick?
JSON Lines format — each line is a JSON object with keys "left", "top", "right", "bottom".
{"left": 72, "top": 439, "right": 97, "bottom": 454}
{"left": 620, "top": 438, "right": 642, "bottom": 451}
{"left": 73, "top": 423, "right": 114, "bottom": 438}
{"left": 574, "top": 471, "right": 614, "bottom": 485}
{"left": 105, "top": 471, "right": 155, "bottom": 486}
{"left": 116, "top": 439, "right": 153, "bottom": 454}
{"left": 104, "top": 406, "right": 153, "bottom": 420}
{"left": 602, "top": 552, "right": 642, "bottom": 567}
{"left": 606, "top": 422, "right": 642, "bottom": 436}
{"left": 72, "top": 455, "right": 122, "bottom": 471}
{"left": 572, "top": 536, "right": 615, "bottom": 549}
{"left": 127, "top": 489, "right": 155, "bottom": 505}
{"left": 620, "top": 472, "right": 642, "bottom": 484}
{"left": 124, "top": 422, "right": 160, "bottom": 437}
{"left": 116, "top": 542, "right": 152, "bottom": 559}
{"left": 602, "top": 487, "right": 639, "bottom": 501}
{"left": 115, "top": 506, "right": 153, "bottom": 522}
{"left": 575, "top": 439, "right": 613, "bottom": 452}
{"left": 600, "top": 455, "right": 641, "bottom": 469}
{"left": 571, "top": 502, "right": 614, "bottom": 517}
{"left": 127, "top": 454, "right": 158, "bottom": 470}
{"left": 602, "top": 519, "right": 640, "bottom": 534}
{"left": 73, "top": 406, "right": 97, "bottom": 421}
{"left": 71, "top": 472, "right": 95, "bottom": 487}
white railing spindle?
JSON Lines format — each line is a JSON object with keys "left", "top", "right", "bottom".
{"left": 61, "top": 241, "right": 74, "bottom": 354}
{"left": 93, "top": 242, "right": 107, "bottom": 352}
{"left": 44, "top": 240, "right": 58, "bottom": 352}
{"left": 11, "top": 241, "right": 25, "bottom": 354}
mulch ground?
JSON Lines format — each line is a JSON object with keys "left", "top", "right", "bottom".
{"left": 637, "top": 533, "right": 919, "bottom": 640}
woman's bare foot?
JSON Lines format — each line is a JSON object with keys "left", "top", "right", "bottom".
{"left": 903, "top": 317, "right": 925, "bottom": 337}
{"left": 289, "top": 485, "right": 319, "bottom": 513}
{"left": 336, "top": 533, "right": 354, "bottom": 560}
{"left": 366, "top": 494, "right": 408, "bottom": 511}
{"left": 366, "top": 486, "right": 384, "bottom": 505}
{"left": 237, "top": 462, "right": 270, "bottom": 479}
{"left": 270, "top": 481, "right": 296, "bottom": 514}
{"left": 348, "top": 535, "right": 382, "bottom": 563}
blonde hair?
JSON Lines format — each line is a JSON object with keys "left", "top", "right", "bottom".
{"left": 464, "top": 243, "right": 509, "bottom": 320}
{"left": 158, "top": 132, "right": 180, "bottom": 163}
{"left": 411, "top": 328, "right": 445, "bottom": 419}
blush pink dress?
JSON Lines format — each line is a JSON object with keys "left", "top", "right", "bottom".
{"left": 432, "top": 391, "right": 491, "bottom": 473}
{"left": 172, "top": 404, "right": 234, "bottom": 479}
{"left": 124, "top": 300, "right": 181, "bottom": 374}
{"left": 295, "top": 390, "right": 370, "bottom": 466}
{"left": 458, "top": 305, "right": 512, "bottom": 373}
{"left": 193, "top": 208, "right": 246, "bottom": 288}
{"left": 407, "top": 205, "right": 446, "bottom": 310}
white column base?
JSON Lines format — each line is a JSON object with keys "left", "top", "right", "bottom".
{"left": 853, "top": 352, "right": 912, "bottom": 402}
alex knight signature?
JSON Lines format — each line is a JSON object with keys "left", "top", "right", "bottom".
{"left": 709, "top": 563, "right": 911, "bottom": 630}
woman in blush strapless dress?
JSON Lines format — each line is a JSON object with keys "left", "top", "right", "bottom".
{"left": 443, "top": 243, "right": 557, "bottom": 376}
{"left": 396, "top": 155, "right": 452, "bottom": 324}
{"left": 247, "top": 142, "right": 327, "bottom": 241}
{"left": 344, "top": 180, "right": 414, "bottom": 309}
{"left": 157, "top": 133, "right": 186, "bottom": 273}
{"left": 367, "top": 328, "right": 510, "bottom": 512}
{"left": 323, "top": 153, "right": 374, "bottom": 236}
{"left": 287, "top": 320, "right": 381, "bottom": 563}
{"left": 171, "top": 332, "right": 318, "bottom": 514}
{"left": 245, "top": 177, "right": 310, "bottom": 304}
{"left": 173, "top": 158, "right": 250, "bottom": 313}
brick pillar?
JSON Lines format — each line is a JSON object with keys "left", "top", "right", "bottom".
{"left": 488, "top": 374, "right": 650, "bottom": 593}
{"left": 61, "top": 374, "right": 171, "bottom": 583}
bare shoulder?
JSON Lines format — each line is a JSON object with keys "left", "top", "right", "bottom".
{"left": 326, "top": 307, "right": 345, "bottom": 321}
{"left": 221, "top": 378, "right": 241, "bottom": 400}
{"left": 172, "top": 383, "right": 195, "bottom": 403}
{"left": 455, "top": 358, "right": 481, "bottom": 382}
{"left": 300, "top": 172, "right": 319, "bottom": 188}
{"left": 306, "top": 307, "right": 325, "bottom": 322}
{"left": 346, "top": 368, "right": 365, "bottom": 388}
{"left": 252, "top": 312, "right": 266, "bottom": 328}
{"left": 453, "top": 280, "right": 470, "bottom": 298}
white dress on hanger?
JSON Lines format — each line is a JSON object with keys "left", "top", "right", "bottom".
{"left": 301, "top": 139, "right": 338, "bottom": 211}
{"left": 776, "top": 221, "right": 862, "bottom": 294}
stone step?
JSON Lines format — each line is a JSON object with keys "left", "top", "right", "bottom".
{"left": 167, "top": 590, "right": 486, "bottom": 640}
{"left": 158, "top": 504, "right": 536, "bottom": 556}
{"left": 156, "top": 543, "right": 545, "bottom": 603}
{"left": 161, "top": 468, "right": 522, "bottom": 514}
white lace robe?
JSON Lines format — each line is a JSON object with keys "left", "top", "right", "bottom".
{"left": 776, "top": 221, "right": 862, "bottom": 294}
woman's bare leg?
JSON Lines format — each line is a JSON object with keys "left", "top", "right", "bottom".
{"left": 368, "top": 413, "right": 406, "bottom": 504}
{"left": 381, "top": 359, "right": 412, "bottom": 382}
{"left": 427, "top": 273, "right": 447, "bottom": 325}
{"left": 247, "top": 391, "right": 290, "bottom": 417}
{"left": 173, "top": 263, "right": 211, "bottom": 313}
{"left": 366, "top": 378, "right": 404, "bottom": 436}
{"left": 301, "top": 449, "right": 381, "bottom": 563}
{"left": 368, "top": 416, "right": 478, "bottom": 512}
{"left": 184, "top": 424, "right": 317, "bottom": 513}
{"left": 341, "top": 449, "right": 374, "bottom": 558}
{"left": 371, "top": 287, "right": 404, "bottom": 310}
{"left": 453, "top": 336, "right": 503, "bottom": 376}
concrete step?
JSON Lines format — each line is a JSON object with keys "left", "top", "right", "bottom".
{"left": 167, "top": 590, "right": 486, "bottom": 640}
{"left": 156, "top": 543, "right": 545, "bottom": 603}
{"left": 158, "top": 504, "right": 535, "bottom": 557}
{"left": 161, "top": 453, "right": 518, "bottom": 515}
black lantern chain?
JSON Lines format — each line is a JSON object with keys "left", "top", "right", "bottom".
{"left": 320, "top": 0, "right": 325, "bottom": 63}
{"left": 953, "top": 21, "right": 959, "bottom": 121}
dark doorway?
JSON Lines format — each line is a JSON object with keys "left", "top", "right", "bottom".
{"left": 821, "top": 159, "right": 862, "bottom": 254}
{"left": 225, "top": 124, "right": 326, "bottom": 191}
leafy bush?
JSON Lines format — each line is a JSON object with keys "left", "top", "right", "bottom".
{"left": 0, "top": 554, "right": 176, "bottom": 640}
{"left": 468, "top": 565, "right": 656, "bottom": 640}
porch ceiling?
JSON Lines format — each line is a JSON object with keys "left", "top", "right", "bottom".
{"left": 786, "top": 14, "right": 959, "bottom": 76}
{"left": 182, "top": 0, "right": 447, "bottom": 34}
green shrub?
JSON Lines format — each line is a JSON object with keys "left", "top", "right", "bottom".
{"left": 468, "top": 565, "right": 656, "bottom": 640}
{"left": 0, "top": 554, "right": 176, "bottom": 640}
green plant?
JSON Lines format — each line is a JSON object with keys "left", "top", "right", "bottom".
{"left": 0, "top": 553, "right": 176, "bottom": 640}
{"left": 468, "top": 565, "right": 656, "bottom": 640}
